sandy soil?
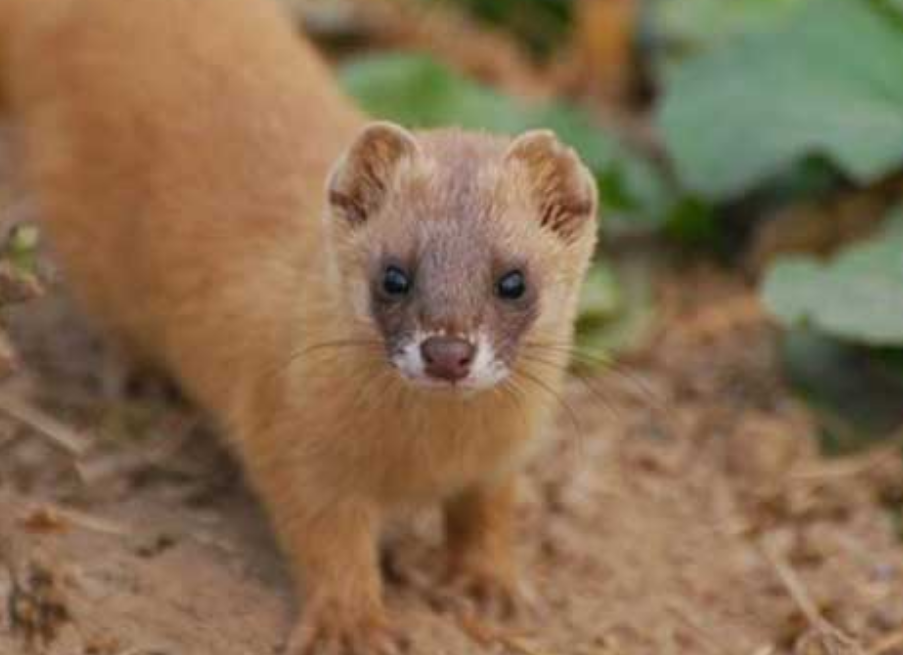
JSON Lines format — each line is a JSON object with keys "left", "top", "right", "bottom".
{"left": 1, "top": 270, "right": 901, "bottom": 655}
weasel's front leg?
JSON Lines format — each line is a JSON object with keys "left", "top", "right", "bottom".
{"left": 443, "top": 478, "right": 530, "bottom": 619}
{"left": 241, "top": 432, "right": 406, "bottom": 655}
{"left": 275, "top": 499, "right": 408, "bottom": 655}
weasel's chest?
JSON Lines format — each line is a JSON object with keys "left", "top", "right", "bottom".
{"left": 302, "top": 389, "right": 548, "bottom": 506}
{"left": 375, "top": 411, "right": 534, "bottom": 505}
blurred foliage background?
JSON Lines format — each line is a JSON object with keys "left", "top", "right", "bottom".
{"left": 289, "top": 0, "right": 903, "bottom": 453}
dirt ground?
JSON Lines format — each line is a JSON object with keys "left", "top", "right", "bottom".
{"left": 0, "top": 267, "right": 901, "bottom": 655}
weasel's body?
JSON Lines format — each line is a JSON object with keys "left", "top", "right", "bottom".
{"left": 1, "top": 1, "right": 598, "bottom": 652}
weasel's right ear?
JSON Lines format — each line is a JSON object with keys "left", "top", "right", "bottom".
{"left": 327, "top": 122, "right": 419, "bottom": 226}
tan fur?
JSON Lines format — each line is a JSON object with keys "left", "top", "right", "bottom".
{"left": 0, "top": 1, "right": 598, "bottom": 652}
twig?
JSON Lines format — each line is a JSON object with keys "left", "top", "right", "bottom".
{"left": 791, "top": 434, "right": 903, "bottom": 483}
{"left": 7, "top": 558, "right": 70, "bottom": 649}
{"left": 761, "top": 538, "right": 821, "bottom": 626}
{"left": 760, "top": 536, "right": 865, "bottom": 655}
{"left": 75, "top": 425, "right": 194, "bottom": 485}
{"left": 666, "top": 601, "right": 734, "bottom": 655}
{"left": 20, "top": 502, "right": 132, "bottom": 538}
{"left": 0, "top": 491, "right": 71, "bottom": 650}
{"left": 0, "top": 387, "right": 92, "bottom": 456}
{"left": 456, "top": 614, "right": 558, "bottom": 655}
{"left": 499, "top": 635, "right": 557, "bottom": 655}
{"left": 867, "top": 630, "right": 903, "bottom": 655}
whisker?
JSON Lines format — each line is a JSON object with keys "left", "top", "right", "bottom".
{"left": 495, "top": 378, "right": 529, "bottom": 437}
{"left": 525, "top": 340, "right": 613, "bottom": 367}
{"left": 523, "top": 340, "right": 671, "bottom": 419}
{"left": 221, "top": 335, "right": 386, "bottom": 442}
{"left": 355, "top": 365, "right": 398, "bottom": 413}
{"left": 512, "top": 368, "right": 584, "bottom": 453}
{"left": 287, "top": 338, "right": 383, "bottom": 363}
{"left": 268, "top": 338, "right": 383, "bottom": 386}
{"left": 518, "top": 352, "right": 623, "bottom": 422}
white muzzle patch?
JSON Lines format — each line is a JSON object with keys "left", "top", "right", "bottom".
{"left": 392, "top": 330, "right": 510, "bottom": 391}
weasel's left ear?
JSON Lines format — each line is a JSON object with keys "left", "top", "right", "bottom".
{"left": 327, "top": 121, "right": 419, "bottom": 225}
{"left": 504, "top": 130, "right": 598, "bottom": 242}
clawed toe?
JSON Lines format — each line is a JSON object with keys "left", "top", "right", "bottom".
{"left": 435, "top": 567, "right": 537, "bottom": 622}
{"left": 286, "top": 605, "right": 409, "bottom": 655}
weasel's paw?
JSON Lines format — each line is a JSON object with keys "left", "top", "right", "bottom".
{"left": 286, "top": 604, "right": 409, "bottom": 655}
{"left": 439, "top": 566, "right": 537, "bottom": 621}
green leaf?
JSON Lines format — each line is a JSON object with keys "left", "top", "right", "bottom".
{"left": 431, "top": 0, "right": 572, "bottom": 56}
{"left": 662, "top": 197, "right": 720, "bottom": 247}
{"left": 762, "top": 207, "right": 903, "bottom": 346}
{"left": 577, "top": 263, "right": 621, "bottom": 328}
{"left": 340, "top": 53, "right": 675, "bottom": 232}
{"left": 649, "top": 0, "right": 811, "bottom": 84}
{"left": 576, "top": 259, "right": 656, "bottom": 360}
{"left": 652, "top": 0, "right": 809, "bottom": 56}
{"left": 340, "top": 54, "right": 523, "bottom": 133}
{"left": 5, "top": 224, "right": 40, "bottom": 275}
{"left": 658, "top": 0, "right": 903, "bottom": 200}
{"left": 780, "top": 329, "right": 903, "bottom": 451}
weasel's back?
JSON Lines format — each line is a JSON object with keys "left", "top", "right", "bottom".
{"left": 0, "top": 0, "right": 362, "bottom": 386}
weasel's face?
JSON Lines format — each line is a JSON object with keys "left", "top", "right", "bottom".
{"left": 327, "top": 124, "right": 598, "bottom": 393}
{"left": 365, "top": 238, "right": 538, "bottom": 391}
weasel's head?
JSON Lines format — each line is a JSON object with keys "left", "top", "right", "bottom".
{"left": 326, "top": 122, "right": 598, "bottom": 393}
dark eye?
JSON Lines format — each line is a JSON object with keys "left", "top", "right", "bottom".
{"left": 382, "top": 266, "right": 411, "bottom": 298}
{"left": 496, "top": 270, "right": 526, "bottom": 301}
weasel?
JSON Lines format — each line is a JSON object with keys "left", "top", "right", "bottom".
{"left": 0, "top": 0, "right": 599, "bottom": 652}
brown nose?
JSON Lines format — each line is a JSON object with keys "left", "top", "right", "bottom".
{"left": 421, "top": 336, "right": 475, "bottom": 382}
